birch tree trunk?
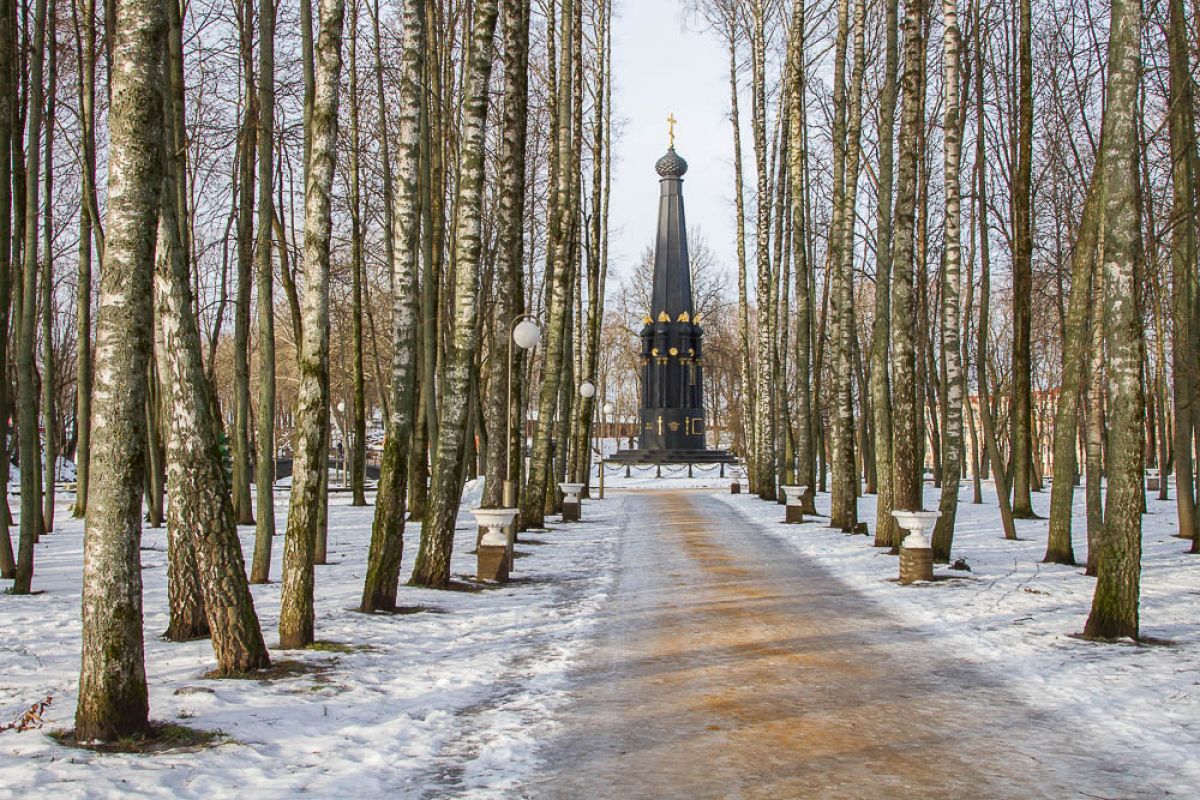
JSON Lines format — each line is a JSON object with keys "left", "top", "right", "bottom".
{"left": 482, "top": 0, "right": 531, "bottom": 511}
{"left": 1085, "top": 266, "right": 1106, "bottom": 576}
{"left": 829, "top": 0, "right": 864, "bottom": 531}
{"left": 279, "top": 0, "right": 345, "bottom": 648}
{"left": 931, "top": 0, "right": 963, "bottom": 563}
{"left": 726, "top": 12, "right": 754, "bottom": 480}
{"left": 785, "top": 0, "right": 816, "bottom": 515}
{"left": 521, "top": 0, "right": 574, "bottom": 532}
{"left": 71, "top": 0, "right": 101, "bottom": 520}
{"left": 12, "top": 0, "right": 48, "bottom": 593}
{"left": 750, "top": 0, "right": 776, "bottom": 500}
{"left": 974, "top": 7, "right": 1017, "bottom": 541}
{"left": 348, "top": 0, "right": 367, "bottom": 507}
{"left": 1010, "top": 0, "right": 1035, "bottom": 518}
{"left": 0, "top": 0, "right": 14, "bottom": 577}
{"left": 74, "top": 0, "right": 166, "bottom": 740}
{"left": 41, "top": 0, "right": 57, "bottom": 535}
{"left": 888, "top": 0, "right": 927, "bottom": 540}
{"left": 409, "top": 0, "right": 499, "bottom": 587}
{"left": 871, "top": 0, "right": 899, "bottom": 547}
{"left": 251, "top": 0, "right": 278, "bottom": 582}
{"left": 361, "top": 0, "right": 423, "bottom": 613}
{"left": 154, "top": 81, "right": 271, "bottom": 673}
{"left": 1167, "top": 0, "right": 1200, "bottom": 547}
{"left": 232, "top": 0, "right": 256, "bottom": 526}
{"left": 1045, "top": 177, "right": 1102, "bottom": 565}
{"left": 161, "top": 0, "right": 207, "bottom": 639}
{"left": 1084, "top": 0, "right": 1143, "bottom": 640}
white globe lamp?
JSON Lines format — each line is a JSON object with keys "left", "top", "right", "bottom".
{"left": 512, "top": 319, "right": 541, "bottom": 351}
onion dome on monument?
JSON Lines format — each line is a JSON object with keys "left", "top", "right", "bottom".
{"left": 655, "top": 147, "right": 688, "bottom": 178}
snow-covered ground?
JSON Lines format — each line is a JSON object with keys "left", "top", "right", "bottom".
{"left": 3, "top": 474, "right": 1198, "bottom": 796}
{"left": 0, "top": 483, "right": 627, "bottom": 798}
{"left": 714, "top": 480, "right": 1200, "bottom": 795}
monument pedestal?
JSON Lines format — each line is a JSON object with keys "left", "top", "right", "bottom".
{"left": 900, "top": 547, "right": 934, "bottom": 584}
{"left": 892, "top": 509, "right": 941, "bottom": 585}
{"left": 559, "top": 483, "right": 583, "bottom": 523}
{"left": 477, "top": 545, "right": 510, "bottom": 583}
{"left": 781, "top": 485, "right": 808, "bottom": 525}
{"left": 470, "top": 508, "right": 519, "bottom": 584}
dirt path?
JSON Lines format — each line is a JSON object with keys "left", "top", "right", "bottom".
{"left": 523, "top": 491, "right": 1155, "bottom": 799}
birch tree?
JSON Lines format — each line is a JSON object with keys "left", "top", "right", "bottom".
{"left": 522, "top": 0, "right": 576, "bottom": 531}
{"left": 888, "top": 0, "right": 928, "bottom": 535}
{"left": 750, "top": 0, "right": 775, "bottom": 500}
{"left": 931, "top": 0, "right": 964, "bottom": 563}
{"left": 1010, "top": 0, "right": 1036, "bottom": 518}
{"left": 71, "top": 0, "right": 102, "bottom": 520}
{"left": 481, "top": 0, "right": 532, "bottom": 512}
{"left": 74, "top": 0, "right": 166, "bottom": 741}
{"left": 1045, "top": 177, "right": 1102, "bottom": 565}
{"left": 0, "top": 0, "right": 14, "bottom": 578}
{"left": 829, "top": 0, "right": 865, "bottom": 531}
{"left": 251, "top": 0, "right": 279, "bottom": 582}
{"left": 41, "top": 0, "right": 58, "bottom": 535}
{"left": 154, "top": 69, "right": 271, "bottom": 673}
{"left": 361, "top": 0, "right": 423, "bottom": 612}
{"left": 280, "top": 0, "right": 346, "bottom": 649}
{"left": 1167, "top": 0, "right": 1199, "bottom": 549}
{"left": 871, "top": 0, "right": 900, "bottom": 547}
{"left": 231, "top": 0, "right": 256, "bottom": 527}
{"left": 12, "top": 0, "right": 49, "bottom": 593}
{"left": 785, "top": 0, "right": 816, "bottom": 516}
{"left": 1083, "top": 0, "right": 1143, "bottom": 640}
{"left": 409, "top": 0, "right": 500, "bottom": 587}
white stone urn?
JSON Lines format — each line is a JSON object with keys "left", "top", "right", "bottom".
{"left": 891, "top": 509, "right": 941, "bottom": 549}
{"left": 558, "top": 483, "right": 585, "bottom": 504}
{"left": 781, "top": 485, "right": 809, "bottom": 506}
{"left": 470, "top": 507, "right": 518, "bottom": 547}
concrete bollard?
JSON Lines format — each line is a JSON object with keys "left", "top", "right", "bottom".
{"left": 470, "top": 507, "right": 518, "bottom": 583}
{"left": 781, "top": 485, "right": 808, "bottom": 524}
{"left": 892, "top": 509, "right": 940, "bottom": 584}
{"left": 730, "top": 482, "right": 742, "bottom": 494}
{"left": 559, "top": 482, "right": 584, "bottom": 523}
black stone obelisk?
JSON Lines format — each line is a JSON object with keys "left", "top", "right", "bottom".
{"left": 612, "top": 145, "right": 733, "bottom": 465}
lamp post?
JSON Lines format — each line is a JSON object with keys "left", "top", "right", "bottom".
{"left": 505, "top": 316, "right": 542, "bottom": 509}
{"left": 558, "top": 381, "right": 596, "bottom": 520}
{"left": 336, "top": 401, "right": 347, "bottom": 486}
{"left": 598, "top": 400, "right": 614, "bottom": 499}
{"left": 625, "top": 415, "right": 636, "bottom": 477}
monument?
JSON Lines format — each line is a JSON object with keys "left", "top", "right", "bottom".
{"left": 610, "top": 118, "right": 735, "bottom": 467}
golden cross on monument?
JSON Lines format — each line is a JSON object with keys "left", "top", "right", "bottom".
{"left": 667, "top": 113, "right": 677, "bottom": 148}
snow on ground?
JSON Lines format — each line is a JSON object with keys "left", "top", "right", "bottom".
{"left": 0, "top": 484, "right": 627, "bottom": 799}
{"left": 5, "top": 470, "right": 1199, "bottom": 796}
{"left": 714, "top": 480, "right": 1200, "bottom": 795}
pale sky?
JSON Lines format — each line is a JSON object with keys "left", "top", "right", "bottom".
{"left": 606, "top": 0, "right": 738, "bottom": 288}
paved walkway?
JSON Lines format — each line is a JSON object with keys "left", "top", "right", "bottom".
{"left": 523, "top": 491, "right": 1154, "bottom": 799}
